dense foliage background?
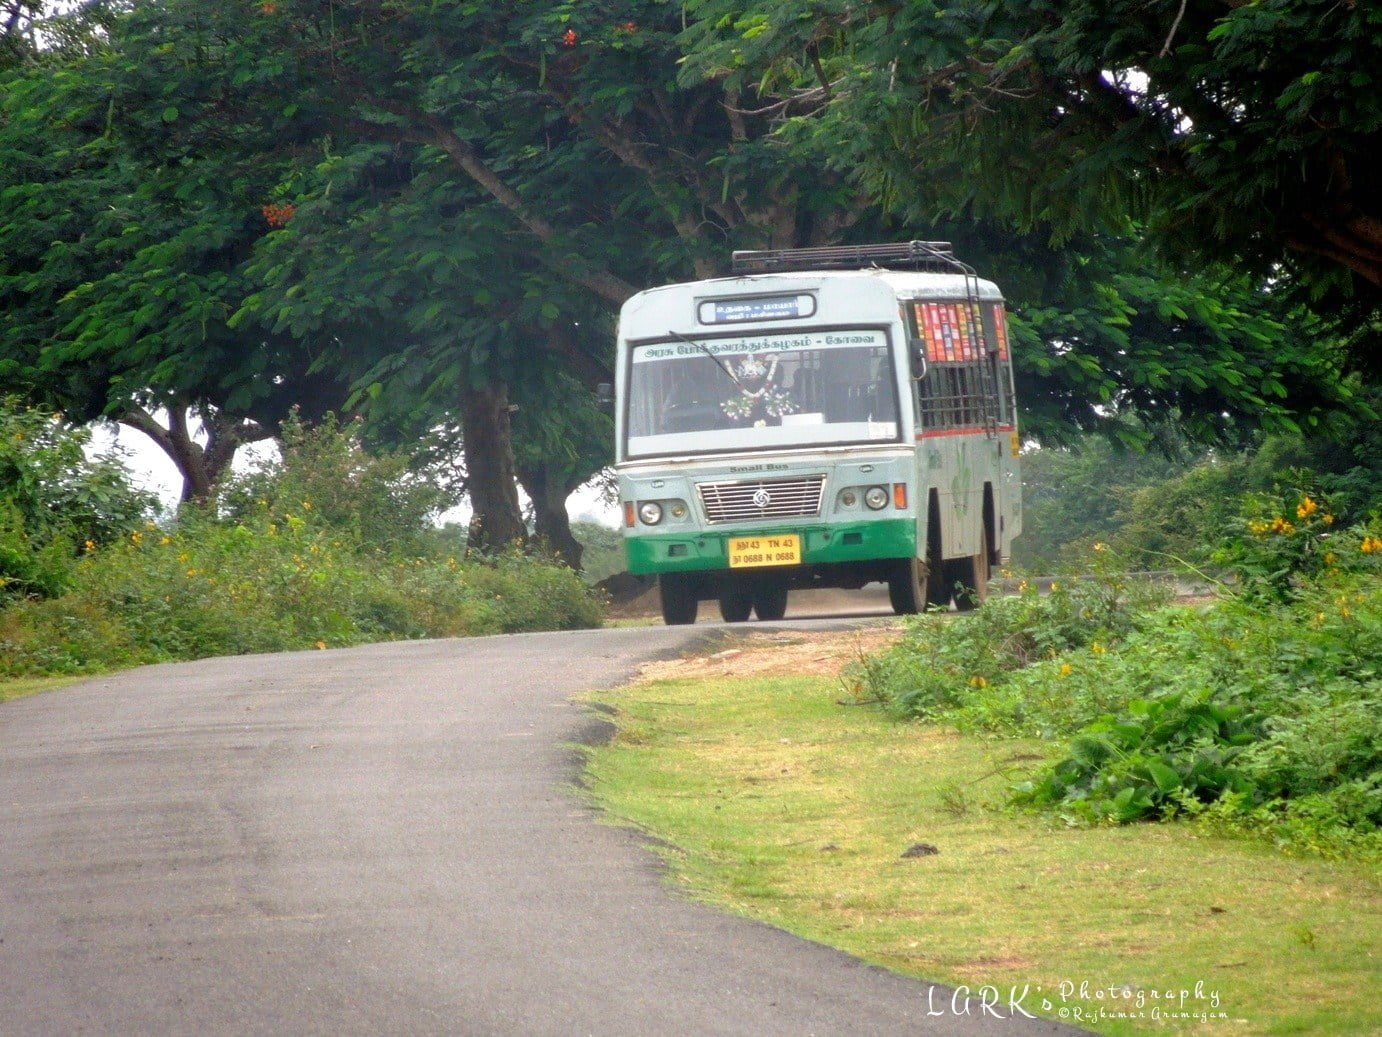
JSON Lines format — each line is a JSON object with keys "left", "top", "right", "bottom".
{"left": 857, "top": 502, "right": 1382, "bottom": 859}
{"left": 0, "top": 400, "right": 600, "bottom": 677}
{"left": 1, "top": 1, "right": 1377, "bottom": 556}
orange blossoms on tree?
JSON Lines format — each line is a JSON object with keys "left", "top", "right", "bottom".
{"left": 261, "top": 202, "right": 295, "bottom": 227}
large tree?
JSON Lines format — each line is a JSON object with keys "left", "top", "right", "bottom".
{"left": 3, "top": 0, "right": 1365, "bottom": 551}
{"left": 681, "top": 0, "right": 1382, "bottom": 371}
{"left": 0, "top": 2, "right": 352, "bottom": 502}
{"left": 79, "top": 0, "right": 872, "bottom": 549}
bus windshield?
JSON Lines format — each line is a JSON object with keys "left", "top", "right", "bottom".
{"left": 624, "top": 328, "right": 900, "bottom": 459}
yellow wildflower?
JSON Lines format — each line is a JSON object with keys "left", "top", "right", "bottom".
{"left": 160, "top": 536, "right": 172, "bottom": 546}
{"left": 968, "top": 675, "right": 988, "bottom": 689}
{"left": 1296, "top": 497, "right": 1318, "bottom": 519}
{"left": 1093, "top": 542, "right": 1107, "bottom": 553}
{"left": 130, "top": 531, "right": 143, "bottom": 545}
{"left": 83, "top": 539, "right": 96, "bottom": 552}
{"left": 1091, "top": 642, "right": 1106, "bottom": 654}
{"left": 314, "top": 640, "right": 327, "bottom": 650}
{"left": 1059, "top": 663, "right": 1073, "bottom": 677}
{"left": 1322, "top": 514, "right": 1335, "bottom": 526}
{"left": 1050, "top": 581, "right": 1060, "bottom": 592}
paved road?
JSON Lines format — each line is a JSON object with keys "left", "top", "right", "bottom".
{"left": 0, "top": 626, "right": 1070, "bottom": 1035}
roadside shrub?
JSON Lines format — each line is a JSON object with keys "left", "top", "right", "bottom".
{"left": 0, "top": 502, "right": 76, "bottom": 598}
{"left": 1214, "top": 483, "right": 1379, "bottom": 603}
{"left": 1014, "top": 576, "right": 1380, "bottom": 855}
{"left": 0, "top": 419, "right": 603, "bottom": 676}
{"left": 0, "top": 514, "right": 601, "bottom": 677}
{"left": 859, "top": 559, "right": 1169, "bottom": 724}
{"left": 857, "top": 530, "right": 1381, "bottom": 858}
{"left": 0, "top": 399, "right": 154, "bottom": 598}
{"left": 216, "top": 413, "right": 455, "bottom": 556}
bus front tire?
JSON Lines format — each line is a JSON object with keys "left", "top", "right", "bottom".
{"left": 948, "top": 535, "right": 991, "bottom": 611}
{"left": 660, "top": 575, "right": 699, "bottom": 626}
{"left": 719, "top": 589, "right": 753, "bottom": 623}
{"left": 888, "top": 557, "right": 926, "bottom": 615}
{"left": 752, "top": 582, "right": 789, "bottom": 621}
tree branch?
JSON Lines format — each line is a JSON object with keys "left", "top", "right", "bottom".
{"left": 1158, "top": 0, "right": 1189, "bottom": 58}
{"left": 348, "top": 100, "right": 639, "bottom": 305}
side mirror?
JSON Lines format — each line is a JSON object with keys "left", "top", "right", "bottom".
{"left": 596, "top": 382, "right": 614, "bottom": 410}
{"left": 908, "top": 339, "right": 927, "bottom": 380}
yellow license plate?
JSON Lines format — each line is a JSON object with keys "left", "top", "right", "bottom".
{"left": 728, "top": 534, "right": 801, "bottom": 569}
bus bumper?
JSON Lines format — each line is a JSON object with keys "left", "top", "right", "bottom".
{"left": 623, "top": 518, "right": 917, "bottom": 575}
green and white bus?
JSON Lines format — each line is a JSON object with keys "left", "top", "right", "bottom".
{"left": 614, "top": 242, "right": 1021, "bottom": 625}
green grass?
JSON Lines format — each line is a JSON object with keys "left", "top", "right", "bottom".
{"left": 581, "top": 666, "right": 1382, "bottom": 1035}
{"left": 0, "top": 673, "right": 83, "bottom": 704}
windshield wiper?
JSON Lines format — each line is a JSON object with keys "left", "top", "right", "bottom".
{"left": 665, "top": 329, "right": 745, "bottom": 390}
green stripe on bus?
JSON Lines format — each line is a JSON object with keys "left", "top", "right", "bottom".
{"left": 623, "top": 518, "right": 917, "bottom": 575}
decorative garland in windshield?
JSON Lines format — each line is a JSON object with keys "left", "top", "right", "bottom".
{"left": 720, "top": 354, "right": 798, "bottom": 423}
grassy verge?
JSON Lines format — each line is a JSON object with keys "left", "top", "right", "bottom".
{"left": 581, "top": 633, "right": 1381, "bottom": 1035}
{"left": 0, "top": 673, "right": 83, "bottom": 705}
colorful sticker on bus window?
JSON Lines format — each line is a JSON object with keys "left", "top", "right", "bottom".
{"left": 918, "top": 301, "right": 1006, "bottom": 362}
{"left": 920, "top": 302, "right": 951, "bottom": 363}
{"left": 915, "top": 303, "right": 935, "bottom": 363}
{"left": 992, "top": 304, "right": 1010, "bottom": 359}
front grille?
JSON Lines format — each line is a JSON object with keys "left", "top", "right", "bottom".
{"left": 697, "top": 475, "right": 826, "bottom": 524}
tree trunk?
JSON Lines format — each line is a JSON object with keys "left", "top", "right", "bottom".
{"left": 516, "top": 463, "right": 583, "bottom": 571}
{"left": 459, "top": 382, "right": 528, "bottom": 554}
{"left": 120, "top": 403, "right": 271, "bottom": 505}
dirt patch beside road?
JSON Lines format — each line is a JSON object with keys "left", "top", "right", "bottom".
{"left": 636, "top": 625, "right": 904, "bottom": 682}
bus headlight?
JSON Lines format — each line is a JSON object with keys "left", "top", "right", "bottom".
{"left": 864, "top": 486, "right": 889, "bottom": 510}
{"left": 638, "top": 501, "right": 664, "bottom": 525}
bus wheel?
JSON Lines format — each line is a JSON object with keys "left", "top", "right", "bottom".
{"left": 949, "top": 532, "right": 991, "bottom": 611}
{"left": 752, "top": 582, "right": 789, "bottom": 621}
{"left": 660, "top": 574, "right": 699, "bottom": 626}
{"left": 888, "top": 557, "right": 925, "bottom": 615}
{"left": 719, "top": 588, "right": 753, "bottom": 623}
{"left": 925, "top": 531, "right": 949, "bottom": 608}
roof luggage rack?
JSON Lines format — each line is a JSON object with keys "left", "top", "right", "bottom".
{"left": 730, "top": 240, "right": 973, "bottom": 275}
